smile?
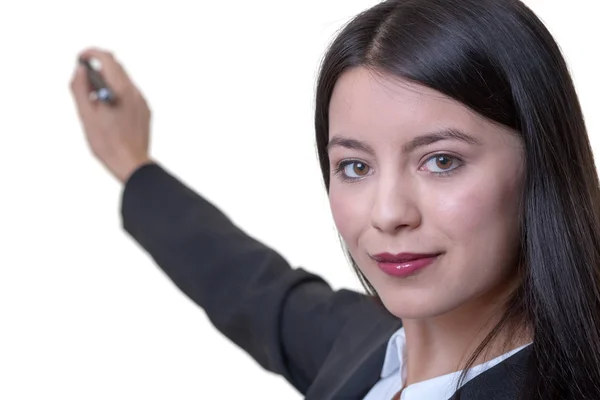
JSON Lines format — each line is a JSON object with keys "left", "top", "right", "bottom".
{"left": 370, "top": 252, "right": 442, "bottom": 278}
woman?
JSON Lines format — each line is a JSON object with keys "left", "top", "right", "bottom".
{"left": 70, "top": 0, "right": 600, "bottom": 398}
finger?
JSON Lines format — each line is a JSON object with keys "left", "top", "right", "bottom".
{"left": 78, "top": 47, "right": 131, "bottom": 96}
{"left": 70, "top": 62, "right": 96, "bottom": 120}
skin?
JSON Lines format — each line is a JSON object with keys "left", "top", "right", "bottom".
{"left": 327, "top": 66, "right": 530, "bottom": 386}
{"left": 70, "top": 48, "right": 153, "bottom": 184}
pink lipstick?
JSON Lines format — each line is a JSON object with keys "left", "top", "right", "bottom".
{"left": 371, "top": 252, "right": 441, "bottom": 277}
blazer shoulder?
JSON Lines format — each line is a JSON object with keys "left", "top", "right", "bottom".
{"left": 450, "top": 346, "right": 532, "bottom": 400}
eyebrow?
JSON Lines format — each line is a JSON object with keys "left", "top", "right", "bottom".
{"left": 326, "top": 128, "right": 482, "bottom": 155}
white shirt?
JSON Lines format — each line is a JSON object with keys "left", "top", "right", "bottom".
{"left": 363, "top": 327, "right": 532, "bottom": 400}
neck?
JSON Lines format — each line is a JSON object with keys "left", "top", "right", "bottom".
{"left": 401, "top": 283, "right": 532, "bottom": 386}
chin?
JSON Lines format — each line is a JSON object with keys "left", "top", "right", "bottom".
{"left": 376, "top": 288, "right": 463, "bottom": 320}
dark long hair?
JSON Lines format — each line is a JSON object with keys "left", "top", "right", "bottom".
{"left": 314, "top": 0, "right": 600, "bottom": 398}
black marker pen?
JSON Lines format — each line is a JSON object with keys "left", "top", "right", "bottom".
{"left": 79, "top": 57, "right": 117, "bottom": 105}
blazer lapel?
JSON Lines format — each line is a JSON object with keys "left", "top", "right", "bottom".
{"left": 305, "top": 303, "right": 531, "bottom": 400}
{"left": 305, "top": 316, "right": 402, "bottom": 399}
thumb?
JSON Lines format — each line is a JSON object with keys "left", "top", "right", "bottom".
{"left": 69, "top": 61, "right": 95, "bottom": 120}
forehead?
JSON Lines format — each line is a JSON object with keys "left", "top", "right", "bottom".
{"left": 328, "top": 67, "right": 492, "bottom": 143}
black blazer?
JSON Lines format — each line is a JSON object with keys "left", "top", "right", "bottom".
{"left": 120, "top": 163, "right": 531, "bottom": 399}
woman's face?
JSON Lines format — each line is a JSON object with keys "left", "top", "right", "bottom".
{"left": 327, "top": 67, "right": 525, "bottom": 319}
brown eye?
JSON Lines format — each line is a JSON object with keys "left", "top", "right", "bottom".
{"left": 352, "top": 162, "right": 370, "bottom": 176}
{"left": 423, "top": 154, "right": 462, "bottom": 176}
{"left": 435, "top": 155, "right": 453, "bottom": 170}
{"left": 339, "top": 160, "right": 372, "bottom": 179}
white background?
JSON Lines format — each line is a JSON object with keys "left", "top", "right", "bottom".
{"left": 0, "top": 1, "right": 598, "bottom": 399}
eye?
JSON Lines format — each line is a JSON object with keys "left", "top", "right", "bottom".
{"left": 422, "top": 154, "right": 463, "bottom": 176}
{"left": 335, "top": 160, "right": 373, "bottom": 181}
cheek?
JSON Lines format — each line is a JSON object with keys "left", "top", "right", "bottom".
{"left": 436, "top": 173, "right": 523, "bottom": 273}
{"left": 442, "top": 176, "right": 521, "bottom": 234}
{"left": 329, "top": 185, "right": 371, "bottom": 247}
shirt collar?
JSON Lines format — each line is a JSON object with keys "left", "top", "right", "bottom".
{"left": 378, "top": 326, "right": 534, "bottom": 399}
{"left": 380, "top": 326, "right": 407, "bottom": 379}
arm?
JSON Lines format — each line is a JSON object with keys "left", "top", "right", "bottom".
{"left": 121, "top": 162, "right": 370, "bottom": 393}
{"left": 69, "top": 48, "right": 382, "bottom": 394}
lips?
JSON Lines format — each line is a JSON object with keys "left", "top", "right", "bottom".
{"left": 371, "top": 252, "right": 441, "bottom": 263}
{"left": 371, "top": 252, "right": 442, "bottom": 278}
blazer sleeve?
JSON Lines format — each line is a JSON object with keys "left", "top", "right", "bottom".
{"left": 119, "top": 162, "right": 373, "bottom": 394}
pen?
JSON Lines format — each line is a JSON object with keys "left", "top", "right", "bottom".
{"left": 79, "top": 57, "right": 117, "bottom": 105}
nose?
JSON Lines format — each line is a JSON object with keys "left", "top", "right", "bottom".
{"left": 370, "top": 176, "right": 421, "bottom": 233}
